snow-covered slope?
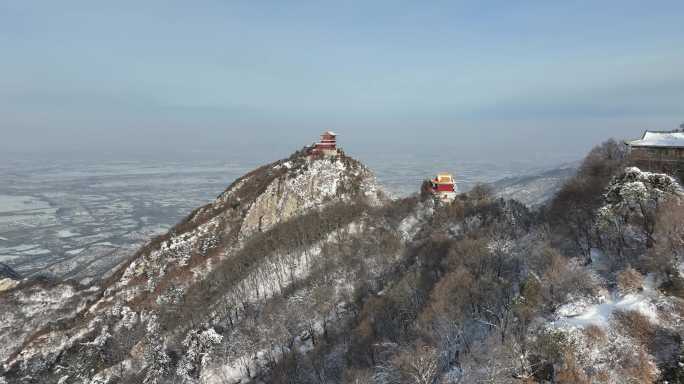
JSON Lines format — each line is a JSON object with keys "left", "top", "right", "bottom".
{"left": 3, "top": 152, "right": 684, "bottom": 384}
{"left": 0, "top": 151, "right": 387, "bottom": 383}
{"left": 538, "top": 168, "right": 684, "bottom": 382}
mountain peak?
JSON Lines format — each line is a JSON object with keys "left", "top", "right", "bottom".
{"left": 189, "top": 149, "right": 385, "bottom": 240}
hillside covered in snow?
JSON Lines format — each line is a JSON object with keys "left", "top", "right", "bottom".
{"left": 2, "top": 141, "right": 684, "bottom": 384}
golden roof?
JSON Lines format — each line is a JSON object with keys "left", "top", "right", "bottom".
{"left": 434, "top": 173, "right": 454, "bottom": 184}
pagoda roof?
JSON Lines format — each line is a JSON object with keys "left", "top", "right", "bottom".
{"left": 323, "top": 131, "right": 337, "bottom": 136}
{"left": 433, "top": 173, "right": 454, "bottom": 184}
{"left": 627, "top": 130, "right": 684, "bottom": 148}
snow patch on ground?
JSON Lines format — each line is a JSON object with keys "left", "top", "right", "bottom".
{"left": 0, "top": 244, "right": 40, "bottom": 253}
{"left": 0, "top": 195, "right": 51, "bottom": 213}
{"left": 398, "top": 201, "right": 433, "bottom": 241}
{"left": 65, "top": 248, "right": 85, "bottom": 255}
{"left": 0, "top": 278, "right": 18, "bottom": 292}
{"left": 553, "top": 274, "right": 659, "bottom": 329}
{"left": 56, "top": 229, "right": 80, "bottom": 238}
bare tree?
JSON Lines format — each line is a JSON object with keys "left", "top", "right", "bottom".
{"left": 398, "top": 345, "right": 440, "bottom": 384}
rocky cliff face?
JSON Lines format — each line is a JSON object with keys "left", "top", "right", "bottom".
{"left": 228, "top": 154, "right": 382, "bottom": 240}
{"left": 0, "top": 151, "right": 387, "bottom": 383}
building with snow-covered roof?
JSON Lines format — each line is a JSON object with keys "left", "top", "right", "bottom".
{"left": 627, "top": 130, "right": 684, "bottom": 149}
{"left": 310, "top": 131, "right": 339, "bottom": 157}
{"left": 626, "top": 130, "right": 684, "bottom": 180}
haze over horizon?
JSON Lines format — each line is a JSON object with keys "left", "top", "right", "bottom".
{"left": 1, "top": 1, "right": 683, "bottom": 164}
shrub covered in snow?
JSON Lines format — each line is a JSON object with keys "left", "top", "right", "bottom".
{"left": 175, "top": 328, "right": 223, "bottom": 380}
{"left": 596, "top": 167, "right": 682, "bottom": 268}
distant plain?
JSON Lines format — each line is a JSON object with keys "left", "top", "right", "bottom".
{"left": 0, "top": 152, "right": 574, "bottom": 282}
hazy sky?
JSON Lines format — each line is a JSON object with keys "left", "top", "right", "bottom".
{"left": 1, "top": 1, "right": 683, "bottom": 163}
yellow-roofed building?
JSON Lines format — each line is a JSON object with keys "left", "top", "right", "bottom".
{"left": 430, "top": 172, "right": 457, "bottom": 202}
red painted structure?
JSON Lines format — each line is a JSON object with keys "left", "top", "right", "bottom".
{"left": 430, "top": 173, "right": 457, "bottom": 202}
{"left": 434, "top": 183, "right": 455, "bottom": 192}
{"left": 431, "top": 173, "right": 455, "bottom": 192}
{"left": 311, "top": 131, "right": 338, "bottom": 156}
{"left": 317, "top": 131, "right": 337, "bottom": 150}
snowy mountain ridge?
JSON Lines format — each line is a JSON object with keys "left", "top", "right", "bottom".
{"left": 2, "top": 144, "right": 684, "bottom": 384}
{"left": 0, "top": 150, "right": 386, "bottom": 383}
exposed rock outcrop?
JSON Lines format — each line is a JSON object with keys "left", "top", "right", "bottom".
{"left": 0, "top": 263, "right": 20, "bottom": 294}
